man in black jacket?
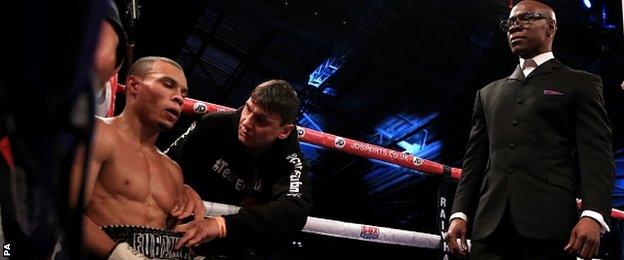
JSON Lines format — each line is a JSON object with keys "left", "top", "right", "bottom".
{"left": 166, "top": 79, "right": 312, "bottom": 258}
{"left": 446, "top": 1, "right": 614, "bottom": 259}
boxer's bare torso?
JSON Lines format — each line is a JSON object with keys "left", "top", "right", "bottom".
{"left": 85, "top": 118, "right": 183, "bottom": 229}
{"left": 74, "top": 58, "right": 189, "bottom": 258}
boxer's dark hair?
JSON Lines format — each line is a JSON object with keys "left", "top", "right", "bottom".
{"left": 250, "top": 80, "right": 300, "bottom": 125}
{"left": 127, "top": 57, "right": 183, "bottom": 80}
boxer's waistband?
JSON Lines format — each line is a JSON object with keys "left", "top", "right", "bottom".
{"left": 101, "top": 225, "right": 191, "bottom": 260}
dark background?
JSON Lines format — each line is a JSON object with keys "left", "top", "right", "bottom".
{"left": 114, "top": 0, "right": 623, "bottom": 258}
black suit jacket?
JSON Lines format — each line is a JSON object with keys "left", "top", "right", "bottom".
{"left": 451, "top": 58, "right": 615, "bottom": 240}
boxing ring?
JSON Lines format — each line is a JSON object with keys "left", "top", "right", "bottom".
{"left": 117, "top": 86, "right": 624, "bottom": 257}
{"left": 172, "top": 96, "right": 624, "bottom": 256}
{"left": 180, "top": 97, "right": 462, "bottom": 253}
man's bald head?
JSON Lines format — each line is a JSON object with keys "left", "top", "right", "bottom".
{"left": 506, "top": 0, "right": 557, "bottom": 58}
{"left": 513, "top": 0, "right": 556, "bottom": 23}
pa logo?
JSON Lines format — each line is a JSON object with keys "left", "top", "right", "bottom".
{"left": 413, "top": 157, "right": 424, "bottom": 166}
{"left": 193, "top": 102, "right": 208, "bottom": 114}
{"left": 334, "top": 137, "right": 346, "bottom": 149}
{"left": 3, "top": 243, "right": 10, "bottom": 257}
{"left": 296, "top": 127, "right": 305, "bottom": 138}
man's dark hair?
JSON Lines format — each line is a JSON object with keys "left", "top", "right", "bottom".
{"left": 250, "top": 79, "right": 300, "bottom": 125}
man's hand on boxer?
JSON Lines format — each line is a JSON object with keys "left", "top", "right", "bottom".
{"left": 171, "top": 185, "right": 205, "bottom": 222}
{"left": 174, "top": 218, "right": 221, "bottom": 249}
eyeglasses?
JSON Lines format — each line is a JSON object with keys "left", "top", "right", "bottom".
{"left": 499, "top": 12, "right": 553, "bottom": 32}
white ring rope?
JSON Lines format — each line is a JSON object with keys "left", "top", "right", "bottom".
{"left": 203, "top": 201, "right": 470, "bottom": 249}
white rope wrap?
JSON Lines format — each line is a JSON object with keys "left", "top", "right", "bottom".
{"left": 203, "top": 201, "right": 452, "bottom": 249}
{"left": 302, "top": 216, "right": 442, "bottom": 248}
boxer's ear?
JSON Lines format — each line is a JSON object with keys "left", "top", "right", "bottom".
{"left": 126, "top": 75, "right": 141, "bottom": 95}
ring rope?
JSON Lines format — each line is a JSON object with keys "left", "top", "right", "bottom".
{"left": 203, "top": 201, "right": 457, "bottom": 249}
{"left": 113, "top": 86, "right": 624, "bottom": 220}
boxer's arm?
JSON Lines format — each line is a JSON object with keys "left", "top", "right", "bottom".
{"left": 83, "top": 215, "right": 117, "bottom": 259}
{"left": 74, "top": 119, "right": 118, "bottom": 258}
{"left": 84, "top": 215, "right": 148, "bottom": 259}
{"left": 70, "top": 119, "right": 114, "bottom": 208}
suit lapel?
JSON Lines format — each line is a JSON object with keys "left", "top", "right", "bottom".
{"left": 506, "top": 58, "right": 563, "bottom": 81}
{"left": 508, "top": 65, "right": 525, "bottom": 80}
{"left": 526, "top": 58, "right": 562, "bottom": 79}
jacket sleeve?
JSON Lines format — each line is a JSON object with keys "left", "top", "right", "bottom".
{"left": 223, "top": 138, "right": 313, "bottom": 243}
{"left": 575, "top": 75, "right": 614, "bottom": 220}
{"left": 451, "top": 89, "right": 490, "bottom": 219}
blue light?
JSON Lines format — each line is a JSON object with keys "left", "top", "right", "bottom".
{"left": 301, "top": 112, "right": 323, "bottom": 131}
{"left": 375, "top": 112, "right": 437, "bottom": 141}
{"left": 308, "top": 57, "right": 344, "bottom": 88}
{"left": 322, "top": 87, "right": 338, "bottom": 96}
{"left": 397, "top": 140, "right": 422, "bottom": 154}
{"left": 600, "top": 5, "right": 616, "bottom": 29}
{"left": 613, "top": 158, "right": 624, "bottom": 207}
{"left": 299, "top": 142, "right": 327, "bottom": 163}
{"left": 362, "top": 138, "right": 443, "bottom": 194}
{"left": 582, "top": 0, "right": 591, "bottom": 9}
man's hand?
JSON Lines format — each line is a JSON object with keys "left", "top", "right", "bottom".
{"left": 564, "top": 217, "right": 601, "bottom": 259}
{"left": 174, "top": 218, "right": 220, "bottom": 249}
{"left": 447, "top": 218, "right": 469, "bottom": 258}
{"left": 171, "top": 185, "right": 205, "bottom": 222}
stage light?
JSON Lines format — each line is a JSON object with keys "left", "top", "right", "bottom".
{"left": 308, "top": 56, "right": 345, "bottom": 88}
{"left": 322, "top": 87, "right": 338, "bottom": 96}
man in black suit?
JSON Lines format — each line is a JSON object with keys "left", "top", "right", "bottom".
{"left": 446, "top": 1, "right": 615, "bottom": 259}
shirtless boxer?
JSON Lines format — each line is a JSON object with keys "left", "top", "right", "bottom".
{"left": 77, "top": 56, "right": 193, "bottom": 259}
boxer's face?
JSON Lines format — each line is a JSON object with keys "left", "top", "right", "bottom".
{"left": 136, "top": 61, "right": 188, "bottom": 130}
{"left": 238, "top": 98, "right": 293, "bottom": 153}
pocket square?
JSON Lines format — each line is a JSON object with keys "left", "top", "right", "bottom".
{"left": 543, "top": 89, "right": 564, "bottom": 96}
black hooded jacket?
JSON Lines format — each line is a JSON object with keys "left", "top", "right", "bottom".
{"left": 166, "top": 108, "right": 312, "bottom": 247}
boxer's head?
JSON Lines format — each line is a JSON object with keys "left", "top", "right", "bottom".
{"left": 125, "top": 57, "right": 187, "bottom": 131}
